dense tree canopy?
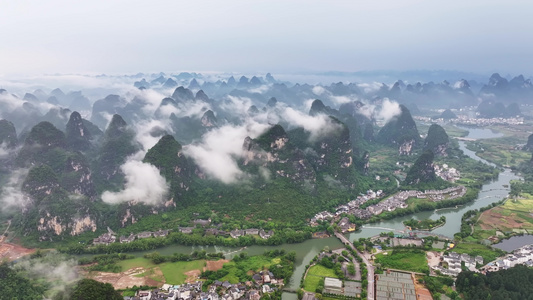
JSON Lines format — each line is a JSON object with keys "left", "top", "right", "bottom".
{"left": 63, "top": 279, "right": 122, "bottom": 300}
{"left": 0, "top": 262, "right": 46, "bottom": 299}
{"left": 456, "top": 265, "right": 533, "bottom": 300}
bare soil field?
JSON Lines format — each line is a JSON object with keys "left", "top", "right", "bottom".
{"left": 479, "top": 208, "right": 527, "bottom": 230}
{"left": 205, "top": 259, "right": 229, "bottom": 271}
{"left": 426, "top": 251, "right": 441, "bottom": 268}
{"left": 0, "top": 242, "right": 35, "bottom": 261}
{"left": 184, "top": 270, "right": 201, "bottom": 283}
{"left": 414, "top": 279, "right": 433, "bottom": 300}
{"left": 87, "top": 267, "right": 163, "bottom": 290}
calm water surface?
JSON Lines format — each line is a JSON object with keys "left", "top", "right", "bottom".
{"left": 493, "top": 235, "right": 533, "bottom": 252}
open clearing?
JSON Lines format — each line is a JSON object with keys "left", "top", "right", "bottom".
{"left": 87, "top": 267, "right": 162, "bottom": 290}
{"left": 0, "top": 242, "right": 35, "bottom": 261}
{"left": 374, "top": 250, "right": 429, "bottom": 274}
{"left": 205, "top": 259, "right": 229, "bottom": 271}
{"left": 91, "top": 258, "right": 228, "bottom": 289}
{"left": 414, "top": 278, "right": 433, "bottom": 300}
{"left": 158, "top": 260, "right": 206, "bottom": 284}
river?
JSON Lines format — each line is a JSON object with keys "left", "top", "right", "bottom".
{"left": 346, "top": 137, "right": 519, "bottom": 241}
{"left": 98, "top": 126, "right": 518, "bottom": 299}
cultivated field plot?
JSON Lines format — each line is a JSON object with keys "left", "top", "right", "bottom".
{"left": 477, "top": 197, "right": 533, "bottom": 232}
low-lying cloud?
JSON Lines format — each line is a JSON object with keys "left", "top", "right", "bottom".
{"left": 133, "top": 119, "right": 171, "bottom": 157}
{"left": 101, "top": 160, "right": 169, "bottom": 205}
{"left": 184, "top": 121, "right": 270, "bottom": 184}
{"left": 377, "top": 98, "right": 401, "bottom": 123}
{"left": 14, "top": 251, "right": 79, "bottom": 298}
{"left": 312, "top": 86, "right": 325, "bottom": 96}
{"left": 101, "top": 114, "right": 173, "bottom": 206}
{"left": 0, "top": 168, "right": 30, "bottom": 212}
{"left": 352, "top": 98, "right": 401, "bottom": 124}
{"left": 281, "top": 107, "right": 343, "bottom": 141}
{"left": 221, "top": 95, "right": 254, "bottom": 117}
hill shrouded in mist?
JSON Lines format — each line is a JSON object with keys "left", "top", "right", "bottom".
{"left": 0, "top": 71, "right": 519, "bottom": 241}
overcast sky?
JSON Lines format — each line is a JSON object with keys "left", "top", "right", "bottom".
{"left": 1, "top": 0, "right": 532, "bottom": 76}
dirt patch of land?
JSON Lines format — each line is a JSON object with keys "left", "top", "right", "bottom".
{"left": 414, "top": 278, "right": 433, "bottom": 300}
{"left": 426, "top": 251, "right": 441, "bottom": 269}
{"left": 205, "top": 259, "right": 229, "bottom": 271}
{"left": 184, "top": 269, "right": 201, "bottom": 283}
{"left": 479, "top": 209, "right": 525, "bottom": 230}
{"left": 87, "top": 267, "right": 163, "bottom": 290}
{"left": 0, "top": 242, "right": 35, "bottom": 261}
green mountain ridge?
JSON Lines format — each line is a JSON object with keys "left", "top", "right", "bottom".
{"left": 377, "top": 104, "right": 421, "bottom": 155}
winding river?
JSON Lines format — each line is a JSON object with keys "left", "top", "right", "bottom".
{"left": 100, "top": 127, "right": 519, "bottom": 299}
{"left": 347, "top": 137, "right": 519, "bottom": 241}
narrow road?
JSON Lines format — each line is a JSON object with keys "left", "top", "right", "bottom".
{"left": 335, "top": 231, "right": 375, "bottom": 300}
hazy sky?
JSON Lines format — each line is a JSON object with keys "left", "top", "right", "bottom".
{"left": 1, "top": 0, "right": 532, "bottom": 75}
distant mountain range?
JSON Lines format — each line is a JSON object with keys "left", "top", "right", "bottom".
{"left": 0, "top": 71, "right": 527, "bottom": 241}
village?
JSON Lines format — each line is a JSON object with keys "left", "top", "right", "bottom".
{"left": 310, "top": 185, "right": 466, "bottom": 226}
{"left": 414, "top": 115, "right": 524, "bottom": 126}
{"left": 430, "top": 252, "right": 484, "bottom": 277}
{"left": 124, "top": 270, "right": 284, "bottom": 300}
{"left": 92, "top": 220, "right": 275, "bottom": 246}
{"left": 481, "top": 244, "right": 533, "bottom": 273}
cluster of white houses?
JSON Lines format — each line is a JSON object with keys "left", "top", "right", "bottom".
{"left": 434, "top": 164, "right": 461, "bottom": 183}
{"left": 93, "top": 229, "right": 169, "bottom": 246}
{"left": 432, "top": 252, "right": 483, "bottom": 277}
{"left": 310, "top": 189, "right": 384, "bottom": 225}
{"left": 414, "top": 115, "right": 524, "bottom": 126}
{"left": 93, "top": 223, "right": 275, "bottom": 246}
{"left": 482, "top": 244, "right": 533, "bottom": 273}
{"left": 311, "top": 185, "right": 466, "bottom": 225}
{"left": 124, "top": 270, "right": 283, "bottom": 300}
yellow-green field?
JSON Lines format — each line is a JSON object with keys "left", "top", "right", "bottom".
{"left": 303, "top": 264, "right": 338, "bottom": 292}
{"left": 476, "top": 196, "right": 533, "bottom": 234}
{"left": 114, "top": 257, "right": 208, "bottom": 284}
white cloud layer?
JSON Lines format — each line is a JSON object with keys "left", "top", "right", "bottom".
{"left": 378, "top": 98, "right": 402, "bottom": 123}
{"left": 184, "top": 121, "right": 270, "bottom": 184}
{"left": 101, "top": 160, "right": 169, "bottom": 205}
{"left": 281, "top": 107, "right": 342, "bottom": 141}
{"left": 0, "top": 168, "right": 30, "bottom": 212}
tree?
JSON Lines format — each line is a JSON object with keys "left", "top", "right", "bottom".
{"left": 326, "top": 226, "right": 334, "bottom": 234}
{"left": 0, "top": 262, "right": 46, "bottom": 299}
{"left": 69, "top": 279, "right": 122, "bottom": 300}
{"left": 348, "top": 263, "right": 356, "bottom": 275}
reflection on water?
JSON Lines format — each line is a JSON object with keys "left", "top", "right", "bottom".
{"left": 456, "top": 126, "right": 504, "bottom": 139}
